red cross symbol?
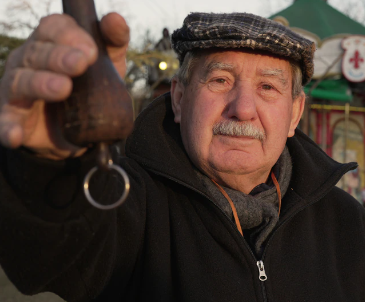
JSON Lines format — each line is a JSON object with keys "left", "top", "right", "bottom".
{"left": 350, "top": 50, "right": 364, "bottom": 69}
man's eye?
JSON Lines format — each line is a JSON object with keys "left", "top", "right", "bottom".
{"left": 262, "top": 84, "right": 273, "bottom": 90}
{"left": 207, "top": 77, "right": 231, "bottom": 93}
{"left": 214, "top": 78, "right": 226, "bottom": 84}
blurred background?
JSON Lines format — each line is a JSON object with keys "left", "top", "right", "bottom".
{"left": 0, "top": 0, "right": 365, "bottom": 301}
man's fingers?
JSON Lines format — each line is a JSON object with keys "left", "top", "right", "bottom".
{"left": 15, "top": 41, "right": 91, "bottom": 76}
{"left": 0, "top": 118, "right": 24, "bottom": 149}
{"left": 8, "top": 68, "right": 72, "bottom": 102}
{"left": 100, "top": 13, "right": 130, "bottom": 78}
{"left": 100, "top": 13, "right": 130, "bottom": 47}
{"left": 0, "top": 13, "right": 104, "bottom": 156}
{"left": 33, "top": 14, "right": 97, "bottom": 59}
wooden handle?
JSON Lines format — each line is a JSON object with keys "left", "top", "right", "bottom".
{"left": 59, "top": 0, "right": 133, "bottom": 147}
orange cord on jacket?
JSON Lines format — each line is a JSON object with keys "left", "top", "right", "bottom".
{"left": 211, "top": 172, "right": 282, "bottom": 236}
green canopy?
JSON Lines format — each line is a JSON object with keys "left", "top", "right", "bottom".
{"left": 304, "top": 78, "right": 353, "bottom": 102}
{"left": 270, "top": 0, "right": 365, "bottom": 40}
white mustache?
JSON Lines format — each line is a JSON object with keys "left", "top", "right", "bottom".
{"left": 213, "top": 120, "right": 266, "bottom": 141}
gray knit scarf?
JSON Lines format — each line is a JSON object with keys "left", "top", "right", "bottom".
{"left": 197, "top": 146, "right": 292, "bottom": 256}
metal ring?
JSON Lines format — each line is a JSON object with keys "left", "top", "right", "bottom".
{"left": 83, "top": 163, "right": 130, "bottom": 210}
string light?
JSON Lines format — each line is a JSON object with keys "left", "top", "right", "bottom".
{"left": 159, "top": 61, "right": 168, "bottom": 70}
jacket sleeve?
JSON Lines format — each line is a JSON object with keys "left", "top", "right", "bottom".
{"left": 0, "top": 146, "right": 146, "bottom": 302}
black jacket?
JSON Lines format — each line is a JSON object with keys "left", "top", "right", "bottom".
{"left": 0, "top": 94, "right": 364, "bottom": 302}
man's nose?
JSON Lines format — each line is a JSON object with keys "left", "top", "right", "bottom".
{"left": 226, "top": 87, "right": 258, "bottom": 121}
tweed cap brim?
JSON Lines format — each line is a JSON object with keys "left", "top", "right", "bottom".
{"left": 171, "top": 12, "right": 316, "bottom": 85}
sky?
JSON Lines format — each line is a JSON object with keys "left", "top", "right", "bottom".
{"left": 0, "top": 0, "right": 288, "bottom": 46}
{"left": 0, "top": 0, "right": 364, "bottom": 47}
{"left": 115, "top": 0, "right": 267, "bottom": 46}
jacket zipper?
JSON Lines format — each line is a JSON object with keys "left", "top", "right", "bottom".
{"left": 257, "top": 260, "right": 268, "bottom": 302}
{"left": 257, "top": 261, "right": 267, "bottom": 281}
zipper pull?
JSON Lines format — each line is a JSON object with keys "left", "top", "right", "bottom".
{"left": 256, "top": 260, "right": 268, "bottom": 281}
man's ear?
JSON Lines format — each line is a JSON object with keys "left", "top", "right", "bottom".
{"left": 288, "top": 91, "right": 306, "bottom": 137}
{"left": 170, "top": 77, "right": 185, "bottom": 124}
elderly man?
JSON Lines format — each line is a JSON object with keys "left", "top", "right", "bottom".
{"left": 0, "top": 11, "right": 364, "bottom": 302}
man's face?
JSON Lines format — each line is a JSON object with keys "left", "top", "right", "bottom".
{"left": 171, "top": 50, "right": 305, "bottom": 192}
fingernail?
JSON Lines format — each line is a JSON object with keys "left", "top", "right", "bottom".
{"left": 48, "top": 77, "right": 66, "bottom": 93}
{"left": 76, "top": 44, "right": 97, "bottom": 60}
{"left": 63, "top": 51, "right": 84, "bottom": 69}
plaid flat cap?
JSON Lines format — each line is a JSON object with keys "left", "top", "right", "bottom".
{"left": 171, "top": 12, "right": 316, "bottom": 85}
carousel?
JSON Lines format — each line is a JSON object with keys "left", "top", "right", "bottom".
{"left": 271, "top": 0, "right": 365, "bottom": 205}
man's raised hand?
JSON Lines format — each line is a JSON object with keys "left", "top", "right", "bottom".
{"left": 0, "top": 12, "right": 130, "bottom": 160}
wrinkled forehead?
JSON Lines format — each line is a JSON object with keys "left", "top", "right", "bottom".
{"left": 193, "top": 48, "right": 293, "bottom": 81}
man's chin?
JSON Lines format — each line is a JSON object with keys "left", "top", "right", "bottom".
{"left": 208, "top": 159, "right": 261, "bottom": 176}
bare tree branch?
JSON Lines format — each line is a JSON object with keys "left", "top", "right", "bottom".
{"left": 7, "top": 1, "right": 40, "bottom": 21}
{"left": 0, "top": 0, "right": 56, "bottom": 36}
